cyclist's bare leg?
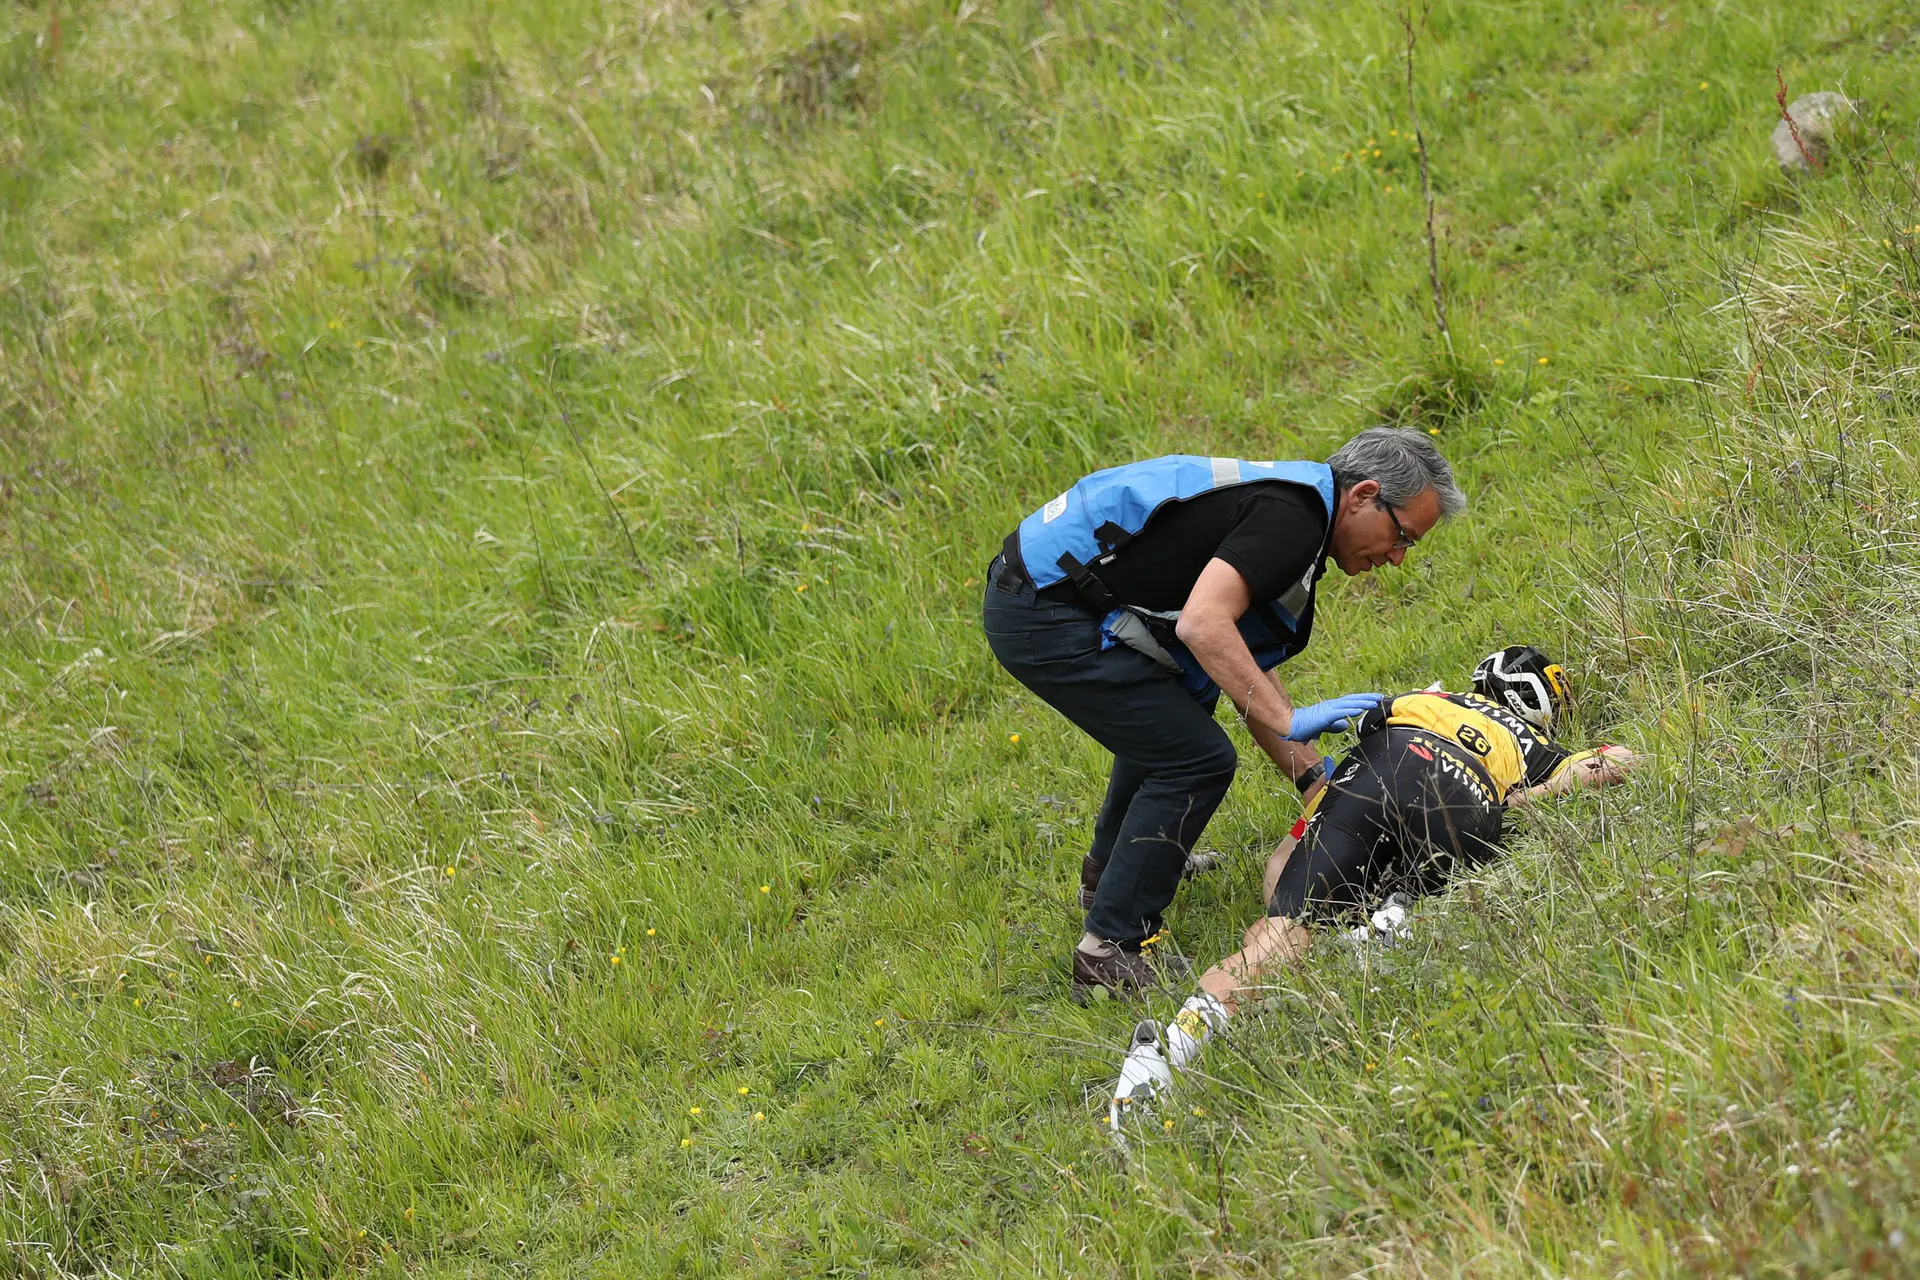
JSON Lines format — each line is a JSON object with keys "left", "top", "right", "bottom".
{"left": 1190, "top": 867, "right": 1313, "bottom": 1013}
{"left": 1261, "top": 832, "right": 1298, "bottom": 904}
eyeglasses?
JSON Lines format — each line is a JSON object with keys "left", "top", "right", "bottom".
{"left": 1376, "top": 500, "right": 1420, "bottom": 550}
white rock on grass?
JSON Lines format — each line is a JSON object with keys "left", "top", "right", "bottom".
{"left": 1772, "top": 92, "right": 1855, "bottom": 173}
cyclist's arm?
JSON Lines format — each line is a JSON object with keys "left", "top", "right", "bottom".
{"left": 1507, "top": 745, "right": 1636, "bottom": 807}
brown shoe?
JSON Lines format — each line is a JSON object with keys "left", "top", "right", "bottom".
{"left": 1070, "top": 938, "right": 1193, "bottom": 1004}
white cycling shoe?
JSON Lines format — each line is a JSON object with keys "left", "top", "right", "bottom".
{"left": 1342, "top": 892, "right": 1415, "bottom": 948}
{"left": 1107, "top": 1019, "right": 1174, "bottom": 1140}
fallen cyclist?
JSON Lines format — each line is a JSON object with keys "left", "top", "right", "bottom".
{"left": 1104, "top": 645, "right": 1636, "bottom": 1133}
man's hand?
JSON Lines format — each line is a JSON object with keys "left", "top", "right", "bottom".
{"left": 1287, "top": 694, "right": 1383, "bottom": 742}
{"left": 1246, "top": 692, "right": 1326, "bottom": 790}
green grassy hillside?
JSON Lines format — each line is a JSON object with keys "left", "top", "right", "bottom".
{"left": 4, "top": 0, "right": 1919, "bottom": 1273}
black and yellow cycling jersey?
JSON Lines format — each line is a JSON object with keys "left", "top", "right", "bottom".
{"left": 1271, "top": 725, "right": 1506, "bottom": 920}
{"left": 1354, "top": 690, "right": 1586, "bottom": 801}
{"left": 1270, "top": 689, "right": 1611, "bottom": 922}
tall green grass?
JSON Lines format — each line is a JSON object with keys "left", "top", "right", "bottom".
{"left": 2, "top": 0, "right": 1917, "bottom": 1272}
{"left": 1073, "top": 200, "right": 1920, "bottom": 1276}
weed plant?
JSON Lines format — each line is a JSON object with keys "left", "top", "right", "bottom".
{"left": 2, "top": 0, "right": 1918, "bottom": 1274}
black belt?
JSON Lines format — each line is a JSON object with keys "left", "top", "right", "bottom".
{"left": 989, "top": 549, "right": 1090, "bottom": 606}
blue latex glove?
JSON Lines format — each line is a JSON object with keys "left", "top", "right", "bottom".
{"left": 1287, "top": 694, "right": 1384, "bottom": 743}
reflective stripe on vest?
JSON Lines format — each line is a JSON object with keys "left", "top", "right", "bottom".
{"left": 1012, "top": 456, "right": 1336, "bottom": 700}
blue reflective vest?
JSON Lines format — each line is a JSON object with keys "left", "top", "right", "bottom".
{"left": 1006, "top": 456, "right": 1336, "bottom": 700}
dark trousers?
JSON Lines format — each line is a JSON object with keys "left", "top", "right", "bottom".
{"left": 982, "top": 560, "right": 1237, "bottom": 947}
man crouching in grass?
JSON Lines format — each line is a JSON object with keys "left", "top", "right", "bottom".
{"left": 1104, "top": 645, "right": 1637, "bottom": 1135}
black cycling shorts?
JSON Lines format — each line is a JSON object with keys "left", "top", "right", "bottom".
{"left": 1267, "top": 727, "right": 1505, "bottom": 923}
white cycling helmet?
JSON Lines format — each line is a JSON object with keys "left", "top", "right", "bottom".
{"left": 1471, "top": 645, "right": 1571, "bottom": 732}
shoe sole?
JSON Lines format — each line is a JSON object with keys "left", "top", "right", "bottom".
{"left": 1071, "top": 979, "right": 1146, "bottom": 1006}
{"left": 1071, "top": 970, "right": 1189, "bottom": 1004}
{"left": 1068, "top": 955, "right": 1192, "bottom": 1004}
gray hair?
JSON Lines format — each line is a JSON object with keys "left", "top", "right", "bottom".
{"left": 1327, "top": 426, "right": 1467, "bottom": 517}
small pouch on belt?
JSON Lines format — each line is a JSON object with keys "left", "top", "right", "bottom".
{"left": 1098, "top": 607, "right": 1184, "bottom": 675}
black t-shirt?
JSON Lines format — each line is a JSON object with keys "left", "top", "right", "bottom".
{"left": 1092, "top": 482, "right": 1329, "bottom": 611}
